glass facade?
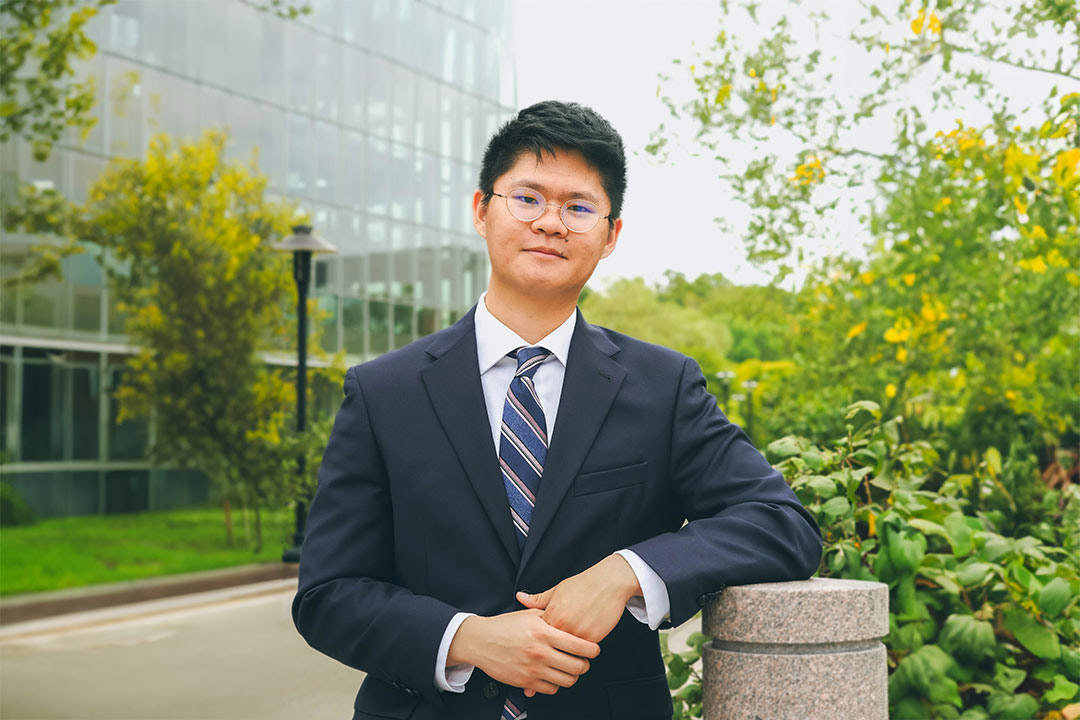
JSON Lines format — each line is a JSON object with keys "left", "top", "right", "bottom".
{"left": 0, "top": 0, "right": 515, "bottom": 516}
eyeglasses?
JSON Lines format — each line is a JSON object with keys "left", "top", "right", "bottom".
{"left": 492, "top": 188, "right": 611, "bottom": 233}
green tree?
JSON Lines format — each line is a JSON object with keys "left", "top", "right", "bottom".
{"left": 651, "top": 0, "right": 1079, "bottom": 494}
{"left": 0, "top": 0, "right": 113, "bottom": 161}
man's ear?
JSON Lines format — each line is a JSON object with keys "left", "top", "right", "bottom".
{"left": 601, "top": 217, "right": 622, "bottom": 259}
{"left": 472, "top": 190, "right": 488, "bottom": 238}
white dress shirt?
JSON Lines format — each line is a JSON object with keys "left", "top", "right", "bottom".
{"left": 434, "top": 293, "right": 671, "bottom": 692}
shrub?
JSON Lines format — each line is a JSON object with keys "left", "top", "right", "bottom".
{"left": 0, "top": 482, "right": 35, "bottom": 527}
{"left": 665, "top": 400, "right": 1080, "bottom": 719}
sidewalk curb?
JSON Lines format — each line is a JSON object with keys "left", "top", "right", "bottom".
{"left": 0, "top": 562, "right": 298, "bottom": 626}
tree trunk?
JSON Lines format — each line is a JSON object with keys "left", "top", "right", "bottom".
{"left": 253, "top": 505, "right": 263, "bottom": 554}
{"left": 223, "top": 498, "right": 233, "bottom": 547}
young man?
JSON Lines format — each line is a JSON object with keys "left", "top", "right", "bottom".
{"left": 293, "top": 101, "right": 822, "bottom": 720}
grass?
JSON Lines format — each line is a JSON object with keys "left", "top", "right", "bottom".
{"left": 0, "top": 507, "right": 294, "bottom": 596}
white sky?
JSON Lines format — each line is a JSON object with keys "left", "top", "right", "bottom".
{"left": 511, "top": 1, "right": 1067, "bottom": 292}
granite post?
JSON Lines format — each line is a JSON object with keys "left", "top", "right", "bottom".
{"left": 701, "top": 577, "right": 889, "bottom": 720}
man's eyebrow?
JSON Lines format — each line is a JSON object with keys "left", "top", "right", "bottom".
{"left": 514, "top": 179, "right": 602, "bottom": 206}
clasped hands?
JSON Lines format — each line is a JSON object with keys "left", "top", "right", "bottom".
{"left": 445, "top": 553, "right": 642, "bottom": 697}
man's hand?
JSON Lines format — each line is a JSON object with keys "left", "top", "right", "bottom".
{"left": 446, "top": 609, "right": 600, "bottom": 696}
{"left": 516, "top": 554, "right": 642, "bottom": 697}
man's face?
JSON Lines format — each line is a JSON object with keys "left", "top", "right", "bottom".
{"left": 473, "top": 150, "right": 622, "bottom": 302}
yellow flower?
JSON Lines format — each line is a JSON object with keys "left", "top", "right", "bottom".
{"left": 847, "top": 321, "right": 868, "bottom": 339}
{"left": 1005, "top": 390, "right": 1017, "bottom": 401}
{"left": 1067, "top": 272, "right": 1079, "bottom": 287}
{"left": 1013, "top": 352, "right": 1025, "bottom": 363}
{"left": 748, "top": 68, "right": 757, "bottom": 78}
{"left": 928, "top": 12, "right": 941, "bottom": 35}
{"left": 1019, "top": 256, "right": 1048, "bottom": 273}
{"left": 884, "top": 327, "right": 910, "bottom": 343}
{"left": 860, "top": 271, "right": 876, "bottom": 285}
{"left": 1047, "top": 249, "right": 1069, "bottom": 267}
{"left": 1053, "top": 148, "right": 1080, "bottom": 188}
{"left": 903, "top": 273, "right": 916, "bottom": 286}
{"left": 885, "top": 383, "right": 898, "bottom": 398}
{"left": 1030, "top": 225, "right": 1048, "bottom": 240}
{"left": 911, "top": 8, "right": 926, "bottom": 34}
{"left": 770, "top": 114, "right": 776, "bottom": 126}
{"left": 1013, "top": 195, "right": 1028, "bottom": 215}
{"left": 896, "top": 347, "right": 908, "bottom": 363}
{"left": 868, "top": 511, "right": 877, "bottom": 537}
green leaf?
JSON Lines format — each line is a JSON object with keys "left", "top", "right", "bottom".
{"left": 766, "top": 435, "right": 804, "bottom": 461}
{"left": 888, "top": 528, "right": 927, "bottom": 572}
{"left": 1002, "top": 607, "right": 1061, "bottom": 659}
{"left": 985, "top": 447, "right": 1003, "bottom": 478}
{"left": 943, "top": 512, "right": 973, "bottom": 556}
{"left": 801, "top": 450, "right": 825, "bottom": 470}
{"left": 986, "top": 691, "right": 1039, "bottom": 719}
{"left": 938, "top": 614, "right": 995, "bottom": 664}
{"left": 979, "top": 534, "right": 1012, "bottom": 562}
{"left": 993, "top": 663, "right": 1027, "bottom": 694}
{"left": 908, "top": 518, "right": 950, "bottom": 542}
{"left": 821, "top": 496, "right": 851, "bottom": 521}
{"left": 1037, "top": 577, "right": 1073, "bottom": 618}
{"left": 1043, "top": 674, "right": 1079, "bottom": 703}
{"left": 955, "top": 561, "right": 994, "bottom": 587}
{"left": 890, "top": 645, "right": 962, "bottom": 707}
{"left": 806, "top": 475, "right": 837, "bottom": 498}
{"left": 1063, "top": 647, "right": 1080, "bottom": 682}
{"left": 845, "top": 400, "right": 881, "bottom": 420}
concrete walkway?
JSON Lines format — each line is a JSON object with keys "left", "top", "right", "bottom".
{"left": 1, "top": 579, "right": 700, "bottom": 719}
{"left": 0, "top": 581, "right": 359, "bottom": 720}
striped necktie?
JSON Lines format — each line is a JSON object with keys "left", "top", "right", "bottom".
{"left": 499, "top": 346, "right": 552, "bottom": 551}
{"left": 499, "top": 345, "right": 551, "bottom": 720}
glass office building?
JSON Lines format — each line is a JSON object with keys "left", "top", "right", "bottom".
{"left": 0, "top": 0, "right": 515, "bottom": 516}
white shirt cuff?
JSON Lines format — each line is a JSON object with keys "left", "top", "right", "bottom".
{"left": 435, "top": 612, "right": 477, "bottom": 692}
{"left": 615, "top": 549, "right": 671, "bottom": 630}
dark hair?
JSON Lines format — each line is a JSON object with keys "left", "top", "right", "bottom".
{"left": 478, "top": 100, "right": 627, "bottom": 222}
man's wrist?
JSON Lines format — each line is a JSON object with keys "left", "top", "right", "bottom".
{"left": 446, "top": 614, "right": 483, "bottom": 667}
{"left": 606, "top": 553, "right": 644, "bottom": 603}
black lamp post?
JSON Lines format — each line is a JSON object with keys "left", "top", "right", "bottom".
{"left": 276, "top": 224, "right": 337, "bottom": 564}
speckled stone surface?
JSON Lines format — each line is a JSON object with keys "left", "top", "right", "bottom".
{"left": 701, "top": 578, "right": 889, "bottom": 720}
{"left": 703, "top": 643, "right": 887, "bottom": 720}
{"left": 702, "top": 578, "right": 888, "bottom": 644}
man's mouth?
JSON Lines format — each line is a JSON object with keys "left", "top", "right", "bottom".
{"left": 524, "top": 247, "right": 566, "bottom": 258}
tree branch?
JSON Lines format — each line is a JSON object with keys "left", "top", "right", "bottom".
{"left": 944, "top": 41, "right": 1080, "bottom": 82}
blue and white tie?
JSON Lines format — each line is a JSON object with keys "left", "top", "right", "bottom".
{"left": 499, "top": 346, "right": 551, "bottom": 720}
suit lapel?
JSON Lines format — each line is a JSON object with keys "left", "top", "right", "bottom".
{"left": 518, "top": 312, "right": 626, "bottom": 575}
{"left": 421, "top": 310, "right": 520, "bottom": 565}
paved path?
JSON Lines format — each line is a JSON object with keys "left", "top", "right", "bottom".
{"left": 0, "top": 581, "right": 359, "bottom": 720}
{"left": 1, "top": 580, "right": 700, "bottom": 719}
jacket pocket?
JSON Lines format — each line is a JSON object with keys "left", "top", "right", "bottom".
{"left": 606, "top": 672, "right": 674, "bottom": 719}
{"left": 352, "top": 678, "right": 420, "bottom": 719}
{"left": 574, "top": 462, "right": 648, "bottom": 496}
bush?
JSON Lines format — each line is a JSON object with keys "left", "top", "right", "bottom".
{"left": 665, "top": 400, "right": 1080, "bottom": 719}
{"left": 0, "top": 482, "right": 35, "bottom": 527}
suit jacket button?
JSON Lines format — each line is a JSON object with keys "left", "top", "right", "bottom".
{"left": 482, "top": 681, "right": 500, "bottom": 700}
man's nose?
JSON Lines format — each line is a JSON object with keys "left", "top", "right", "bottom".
{"left": 531, "top": 202, "right": 568, "bottom": 237}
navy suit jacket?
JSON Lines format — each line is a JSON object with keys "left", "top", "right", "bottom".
{"left": 292, "top": 307, "right": 822, "bottom": 720}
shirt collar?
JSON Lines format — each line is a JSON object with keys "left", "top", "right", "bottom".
{"left": 474, "top": 291, "right": 577, "bottom": 374}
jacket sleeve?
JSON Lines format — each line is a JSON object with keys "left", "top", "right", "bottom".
{"left": 626, "top": 357, "right": 823, "bottom": 626}
{"left": 291, "top": 366, "right": 460, "bottom": 707}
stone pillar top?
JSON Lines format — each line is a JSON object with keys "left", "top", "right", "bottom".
{"left": 702, "top": 577, "right": 888, "bottom": 645}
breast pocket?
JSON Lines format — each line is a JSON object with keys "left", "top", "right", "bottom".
{"left": 573, "top": 461, "right": 648, "bottom": 496}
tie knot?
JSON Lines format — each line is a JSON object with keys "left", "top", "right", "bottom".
{"left": 511, "top": 346, "right": 551, "bottom": 378}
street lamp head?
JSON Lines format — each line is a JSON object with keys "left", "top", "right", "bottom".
{"left": 274, "top": 224, "right": 338, "bottom": 255}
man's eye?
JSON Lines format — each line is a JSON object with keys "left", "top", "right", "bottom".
{"left": 513, "top": 193, "right": 540, "bottom": 205}
{"left": 566, "top": 204, "right": 595, "bottom": 215}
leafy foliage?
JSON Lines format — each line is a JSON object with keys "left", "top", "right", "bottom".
{"left": 0, "top": 0, "right": 114, "bottom": 161}
{"left": 665, "top": 401, "right": 1080, "bottom": 719}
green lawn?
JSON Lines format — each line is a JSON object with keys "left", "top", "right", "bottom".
{"left": 0, "top": 507, "right": 294, "bottom": 596}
